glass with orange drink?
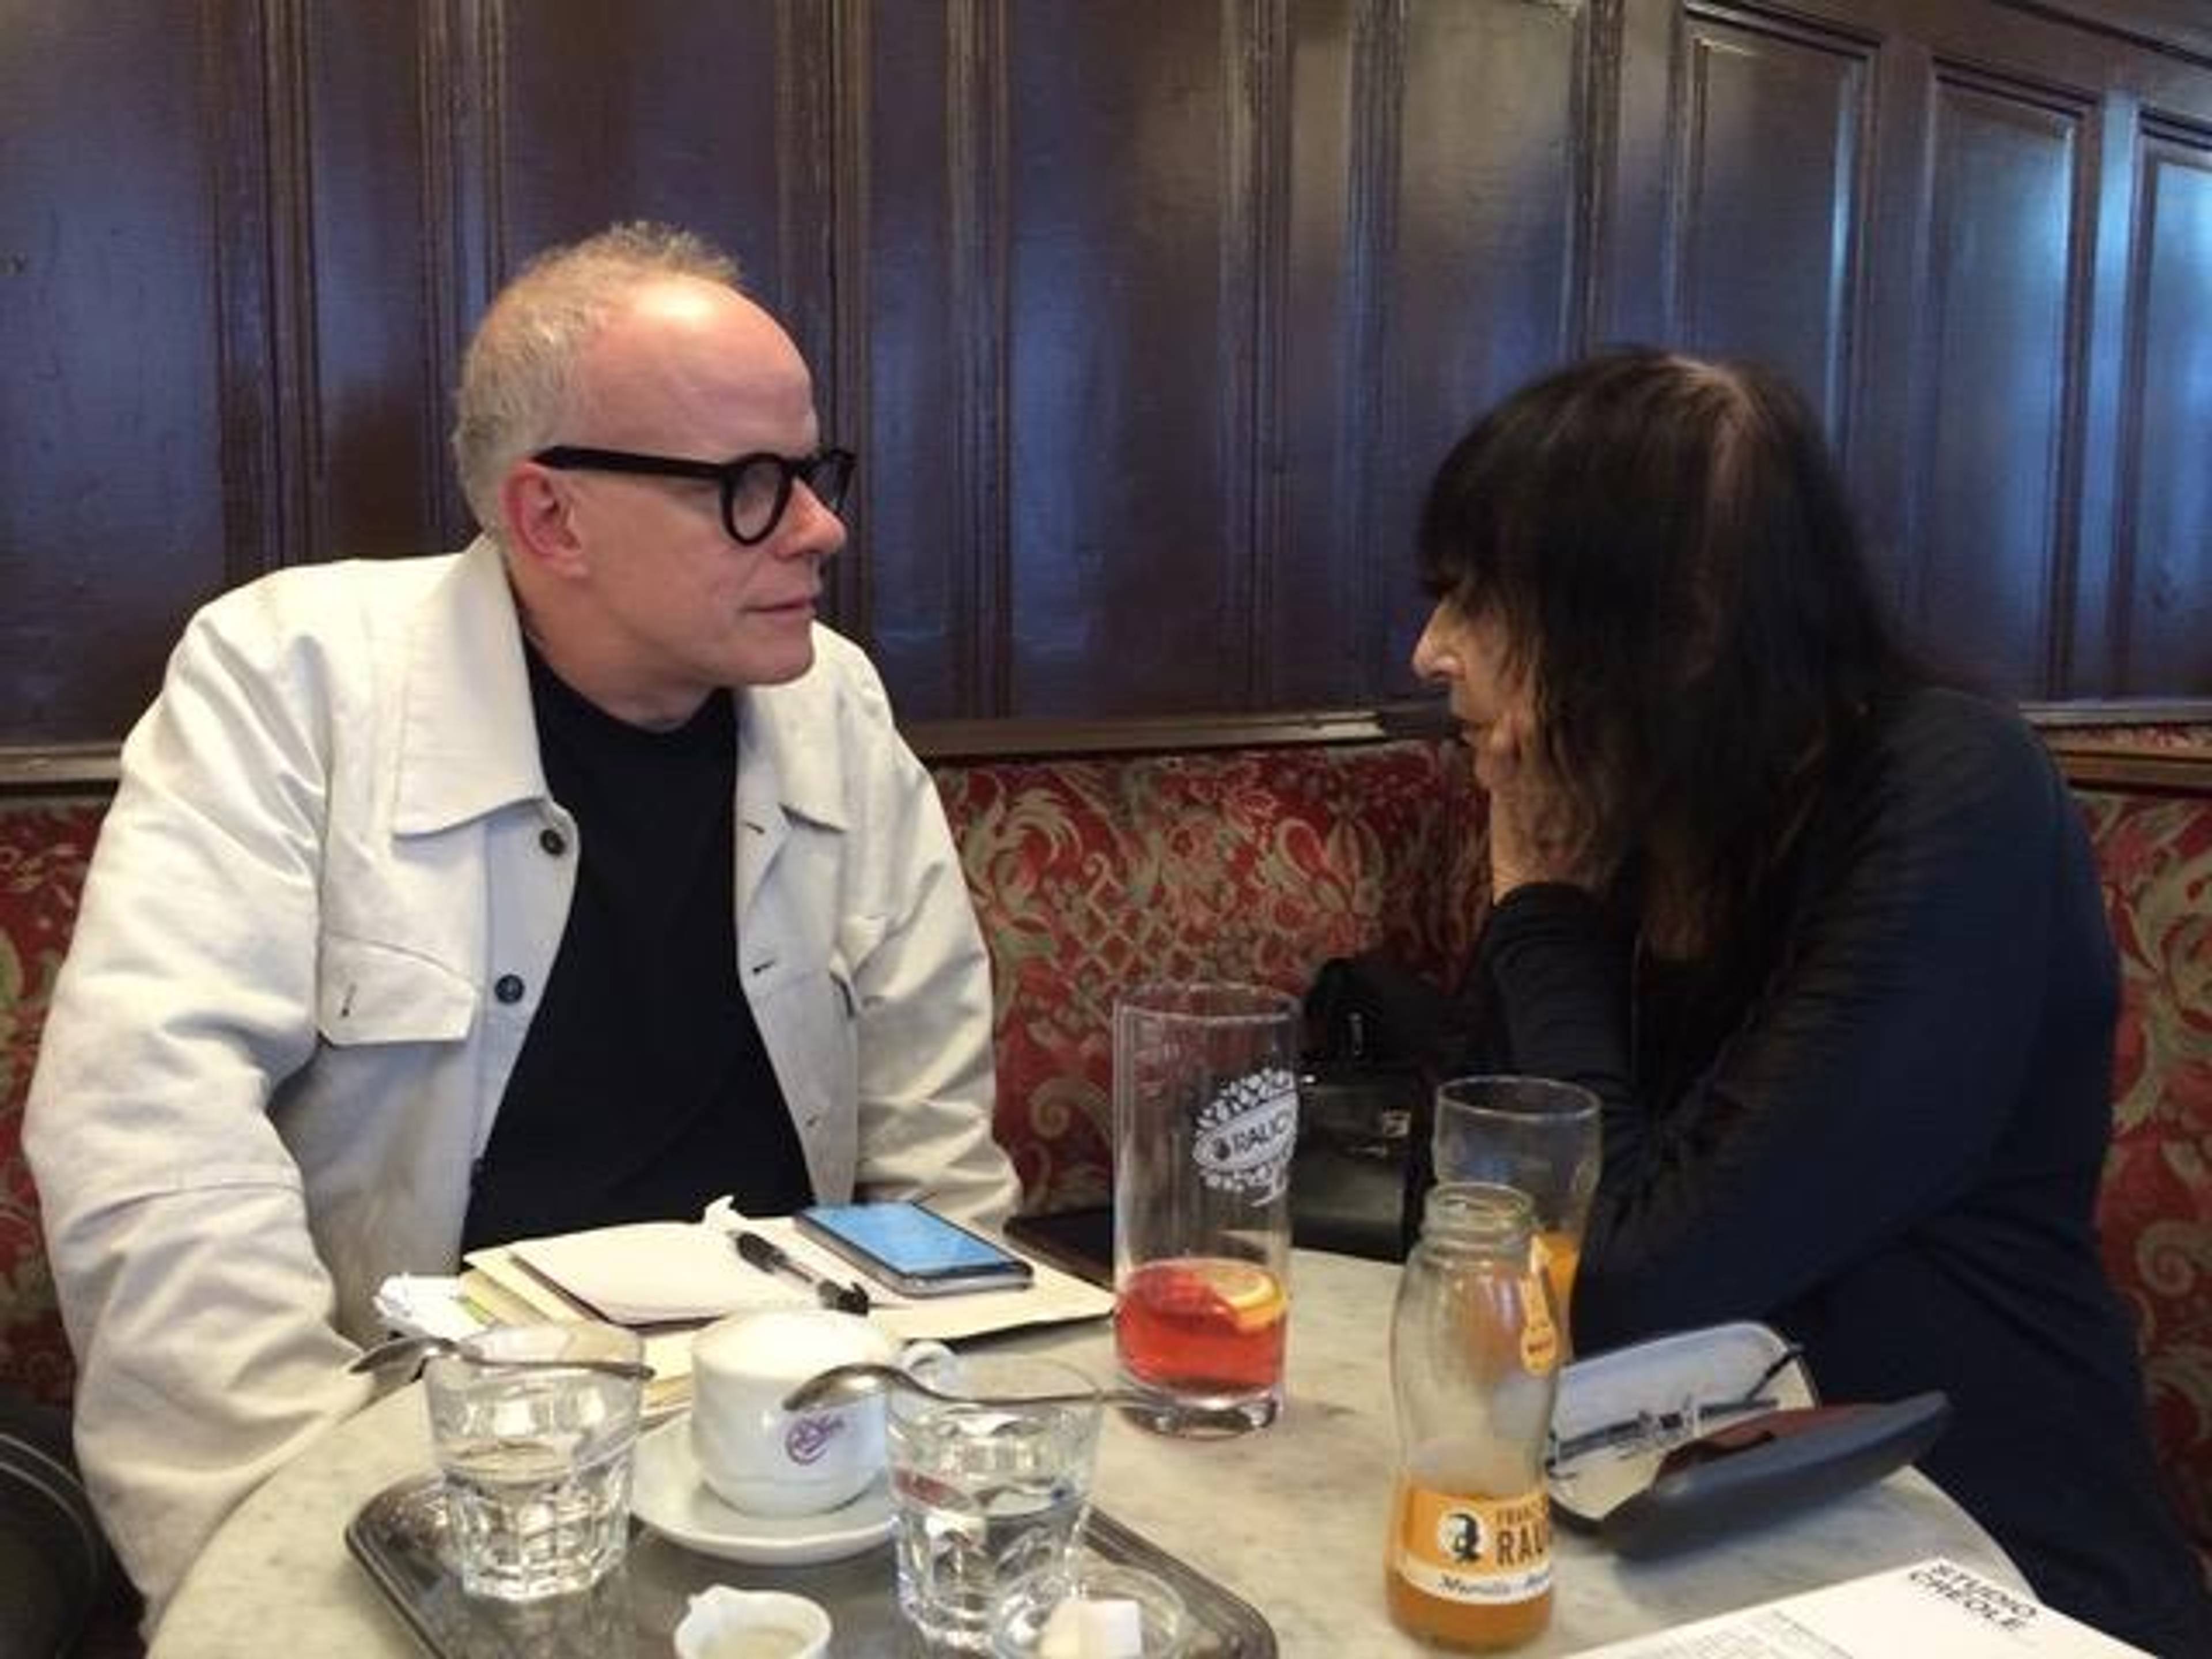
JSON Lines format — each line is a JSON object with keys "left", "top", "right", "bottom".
{"left": 1112, "top": 982, "right": 1299, "bottom": 1434}
{"left": 1430, "top": 1077, "right": 1600, "bottom": 1353}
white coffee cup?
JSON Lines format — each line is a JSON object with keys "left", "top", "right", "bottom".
{"left": 689, "top": 1307, "right": 949, "bottom": 1517}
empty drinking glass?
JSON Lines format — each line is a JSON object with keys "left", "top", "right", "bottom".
{"left": 886, "top": 1353, "right": 1104, "bottom": 1652}
{"left": 422, "top": 1321, "right": 645, "bottom": 1600}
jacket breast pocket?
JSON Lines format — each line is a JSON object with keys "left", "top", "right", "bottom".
{"left": 317, "top": 934, "right": 479, "bottom": 1046}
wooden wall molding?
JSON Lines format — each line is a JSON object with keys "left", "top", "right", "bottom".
{"left": 453, "top": 0, "right": 506, "bottom": 360}
{"left": 1340, "top": 0, "right": 1406, "bottom": 697}
{"left": 417, "top": 2, "right": 469, "bottom": 550}
{"left": 13, "top": 697, "right": 2211, "bottom": 791}
{"left": 209, "top": 0, "right": 285, "bottom": 590}
{"left": 264, "top": 0, "right": 321, "bottom": 578}
{"left": 2111, "top": 118, "right": 2212, "bottom": 694}
{"left": 2044, "top": 740, "right": 2212, "bottom": 794}
{"left": 1672, "top": 2, "right": 1877, "bottom": 440}
{"left": 949, "top": 0, "right": 1012, "bottom": 719}
{"left": 2020, "top": 695, "right": 2212, "bottom": 725}
{"left": 825, "top": 0, "right": 873, "bottom": 641}
{"left": 1226, "top": 0, "right": 1286, "bottom": 709}
{"left": 0, "top": 744, "right": 123, "bottom": 796}
{"left": 1994, "top": 1, "right": 2212, "bottom": 71}
{"left": 1926, "top": 64, "right": 2096, "bottom": 690}
{"left": 908, "top": 705, "right": 1430, "bottom": 763}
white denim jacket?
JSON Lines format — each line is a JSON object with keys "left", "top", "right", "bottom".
{"left": 24, "top": 539, "right": 1016, "bottom": 1625}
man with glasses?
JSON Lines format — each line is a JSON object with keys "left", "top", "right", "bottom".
{"left": 24, "top": 222, "right": 1018, "bottom": 1630}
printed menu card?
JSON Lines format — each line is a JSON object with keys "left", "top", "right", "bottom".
{"left": 1570, "top": 1557, "right": 2150, "bottom": 1657}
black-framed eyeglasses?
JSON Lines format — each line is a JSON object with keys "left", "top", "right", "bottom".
{"left": 1547, "top": 1345, "right": 1806, "bottom": 1467}
{"left": 531, "top": 445, "right": 857, "bottom": 546}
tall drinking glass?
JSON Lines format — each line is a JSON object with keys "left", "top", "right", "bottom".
{"left": 1430, "top": 1076, "right": 1601, "bottom": 1351}
{"left": 1112, "top": 981, "right": 1300, "bottom": 1434}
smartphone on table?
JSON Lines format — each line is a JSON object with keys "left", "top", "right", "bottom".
{"left": 794, "top": 1200, "right": 1036, "bottom": 1298}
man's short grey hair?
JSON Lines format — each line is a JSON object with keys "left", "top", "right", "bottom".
{"left": 452, "top": 222, "right": 744, "bottom": 536}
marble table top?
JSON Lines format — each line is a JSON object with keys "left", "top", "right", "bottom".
{"left": 149, "top": 1249, "right": 2019, "bottom": 1657}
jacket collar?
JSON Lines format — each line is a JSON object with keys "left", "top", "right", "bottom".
{"left": 737, "top": 636, "right": 853, "bottom": 836}
{"left": 732, "top": 637, "right": 851, "bottom": 925}
{"left": 391, "top": 537, "right": 548, "bottom": 834}
{"left": 391, "top": 537, "right": 853, "bottom": 839}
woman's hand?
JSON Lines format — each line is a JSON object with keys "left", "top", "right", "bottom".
{"left": 1476, "top": 707, "right": 1607, "bottom": 898}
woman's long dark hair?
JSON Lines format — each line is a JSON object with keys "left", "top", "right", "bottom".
{"left": 1417, "top": 347, "right": 1925, "bottom": 944}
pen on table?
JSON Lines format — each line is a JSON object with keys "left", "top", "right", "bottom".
{"left": 733, "top": 1229, "right": 872, "bottom": 1315}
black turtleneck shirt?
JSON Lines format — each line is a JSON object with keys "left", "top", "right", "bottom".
{"left": 460, "top": 648, "right": 813, "bottom": 1251}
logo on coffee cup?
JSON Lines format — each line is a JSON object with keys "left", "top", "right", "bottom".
{"left": 1192, "top": 1067, "right": 1298, "bottom": 1198}
{"left": 783, "top": 1413, "right": 847, "bottom": 1467}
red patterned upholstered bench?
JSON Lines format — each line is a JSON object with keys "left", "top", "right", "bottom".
{"left": 1, "top": 797, "right": 100, "bottom": 1406}
{"left": 932, "top": 732, "right": 1485, "bottom": 1213}
{"left": 2051, "top": 724, "right": 2212, "bottom": 1558}
{"left": 2, "top": 722, "right": 2209, "bottom": 1577}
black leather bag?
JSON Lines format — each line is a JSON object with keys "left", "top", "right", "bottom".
{"left": 1302, "top": 950, "right": 1475, "bottom": 1081}
{"left": 0, "top": 1388, "right": 116, "bottom": 1659}
{"left": 1295, "top": 952, "right": 1477, "bottom": 1259}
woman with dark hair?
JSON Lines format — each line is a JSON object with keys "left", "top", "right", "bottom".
{"left": 1412, "top": 348, "right": 2210, "bottom": 1652}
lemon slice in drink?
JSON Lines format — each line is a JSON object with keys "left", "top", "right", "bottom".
{"left": 1191, "top": 1260, "right": 1285, "bottom": 1334}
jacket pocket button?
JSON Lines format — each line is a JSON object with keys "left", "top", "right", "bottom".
{"left": 494, "top": 974, "right": 526, "bottom": 1005}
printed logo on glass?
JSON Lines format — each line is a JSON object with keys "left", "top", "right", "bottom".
{"left": 1192, "top": 1067, "right": 1298, "bottom": 1198}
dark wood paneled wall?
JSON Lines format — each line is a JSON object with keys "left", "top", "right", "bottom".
{"left": 5, "top": 0, "right": 2211, "bottom": 763}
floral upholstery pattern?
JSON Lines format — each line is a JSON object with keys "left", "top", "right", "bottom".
{"left": 0, "top": 800, "right": 102, "bottom": 1406}
{"left": 2077, "top": 783, "right": 2212, "bottom": 1551}
{"left": 931, "top": 740, "right": 1486, "bottom": 1214}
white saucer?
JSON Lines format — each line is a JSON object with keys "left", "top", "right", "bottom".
{"left": 630, "top": 1412, "right": 896, "bottom": 1566}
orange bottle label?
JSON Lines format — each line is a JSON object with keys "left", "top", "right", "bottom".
{"left": 1393, "top": 1484, "right": 1553, "bottom": 1605}
{"left": 1521, "top": 1248, "right": 1559, "bottom": 1376}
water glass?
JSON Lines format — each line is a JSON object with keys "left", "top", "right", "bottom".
{"left": 423, "top": 1321, "right": 645, "bottom": 1601}
{"left": 1430, "top": 1075, "right": 1601, "bottom": 1350}
{"left": 887, "top": 1353, "right": 1104, "bottom": 1653}
{"left": 1113, "top": 982, "right": 1299, "bottom": 1434}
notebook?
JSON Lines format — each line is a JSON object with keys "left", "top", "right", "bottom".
{"left": 497, "top": 1219, "right": 822, "bottom": 1325}
{"left": 459, "top": 1208, "right": 1115, "bottom": 1380}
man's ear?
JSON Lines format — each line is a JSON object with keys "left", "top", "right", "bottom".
{"left": 501, "top": 463, "right": 589, "bottom": 579}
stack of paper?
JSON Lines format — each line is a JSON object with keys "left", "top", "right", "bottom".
{"left": 1569, "top": 1557, "right": 2151, "bottom": 1657}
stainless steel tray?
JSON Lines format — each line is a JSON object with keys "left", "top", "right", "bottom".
{"left": 346, "top": 1473, "right": 1275, "bottom": 1657}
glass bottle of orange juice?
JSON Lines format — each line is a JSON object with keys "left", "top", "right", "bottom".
{"left": 1386, "top": 1182, "right": 1560, "bottom": 1650}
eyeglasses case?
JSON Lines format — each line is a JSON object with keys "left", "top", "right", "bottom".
{"left": 1547, "top": 1320, "right": 1951, "bottom": 1557}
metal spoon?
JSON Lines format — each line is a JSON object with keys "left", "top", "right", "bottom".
{"left": 782, "top": 1359, "right": 1112, "bottom": 1412}
{"left": 347, "top": 1332, "right": 656, "bottom": 1383}
{"left": 781, "top": 1359, "right": 1207, "bottom": 1417}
